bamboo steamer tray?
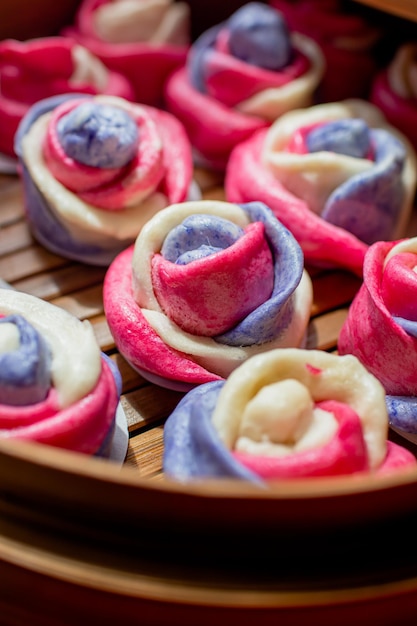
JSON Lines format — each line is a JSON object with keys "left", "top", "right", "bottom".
{"left": 2, "top": 165, "right": 417, "bottom": 626}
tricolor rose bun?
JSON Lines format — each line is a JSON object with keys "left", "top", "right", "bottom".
{"left": 103, "top": 199, "right": 313, "bottom": 391}
{"left": 164, "top": 2, "right": 324, "bottom": 170}
{"left": 62, "top": 0, "right": 190, "bottom": 106}
{"left": 339, "top": 236, "right": 417, "bottom": 446}
{"left": 0, "top": 288, "right": 125, "bottom": 460}
{"left": 163, "top": 348, "right": 416, "bottom": 483}
{"left": 14, "top": 93, "right": 197, "bottom": 265}
{"left": 226, "top": 99, "right": 417, "bottom": 276}
{"left": 0, "top": 36, "right": 134, "bottom": 168}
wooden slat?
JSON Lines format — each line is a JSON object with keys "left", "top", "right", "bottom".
{"left": 0, "top": 246, "right": 68, "bottom": 282}
{"left": 0, "top": 182, "right": 25, "bottom": 224}
{"left": 0, "top": 221, "right": 34, "bottom": 255}
{"left": 306, "top": 308, "right": 349, "bottom": 352}
{"left": 13, "top": 264, "right": 106, "bottom": 301}
{"left": 90, "top": 314, "right": 116, "bottom": 352}
{"left": 122, "top": 385, "right": 185, "bottom": 433}
{"left": 310, "top": 270, "right": 362, "bottom": 317}
{"left": 51, "top": 284, "right": 104, "bottom": 320}
{"left": 124, "top": 426, "right": 164, "bottom": 477}
{"left": 109, "top": 353, "right": 146, "bottom": 395}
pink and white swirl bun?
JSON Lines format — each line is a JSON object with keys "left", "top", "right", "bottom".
{"left": 226, "top": 99, "right": 417, "bottom": 276}
{"left": 338, "top": 236, "right": 417, "bottom": 446}
{"left": 14, "top": 93, "right": 196, "bottom": 265}
{"left": 0, "top": 36, "right": 134, "bottom": 165}
{"left": 163, "top": 349, "right": 416, "bottom": 483}
{"left": 0, "top": 288, "right": 123, "bottom": 458}
{"left": 164, "top": 2, "right": 324, "bottom": 170}
{"left": 371, "top": 43, "right": 417, "bottom": 153}
{"left": 103, "top": 199, "right": 313, "bottom": 391}
{"left": 270, "top": 0, "right": 382, "bottom": 102}
{"left": 62, "top": 0, "right": 190, "bottom": 106}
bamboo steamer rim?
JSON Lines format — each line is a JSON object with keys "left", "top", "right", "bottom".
{"left": 355, "top": 0, "right": 417, "bottom": 23}
{"left": 2, "top": 435, "right": 417, "bottom": 499}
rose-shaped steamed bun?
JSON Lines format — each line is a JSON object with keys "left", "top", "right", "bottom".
{"left": 163, "top": 348, "right": 416, "bottom": 483}
{"left": 0, "top": 288, "right": 124, "bottom": 459}
{"left": 338, "top": 236, "right": 417, "bottom": 446}
{"left": 62, "top": 0, "right": 190, "bottom": 106}
{"left": 164, "top": 2, "right": 324, "bottom": 170}
{"left": 226, "top": 99, "right": 417, "bottom": 276}
{"left": 14, "top": 93, "right": 196, "bottom": 266}
{"left": 103, "top": 200, "right": 313, "bottom": 391}
{"left": 0, "top": 36, "right": 134, "bottom": 168}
